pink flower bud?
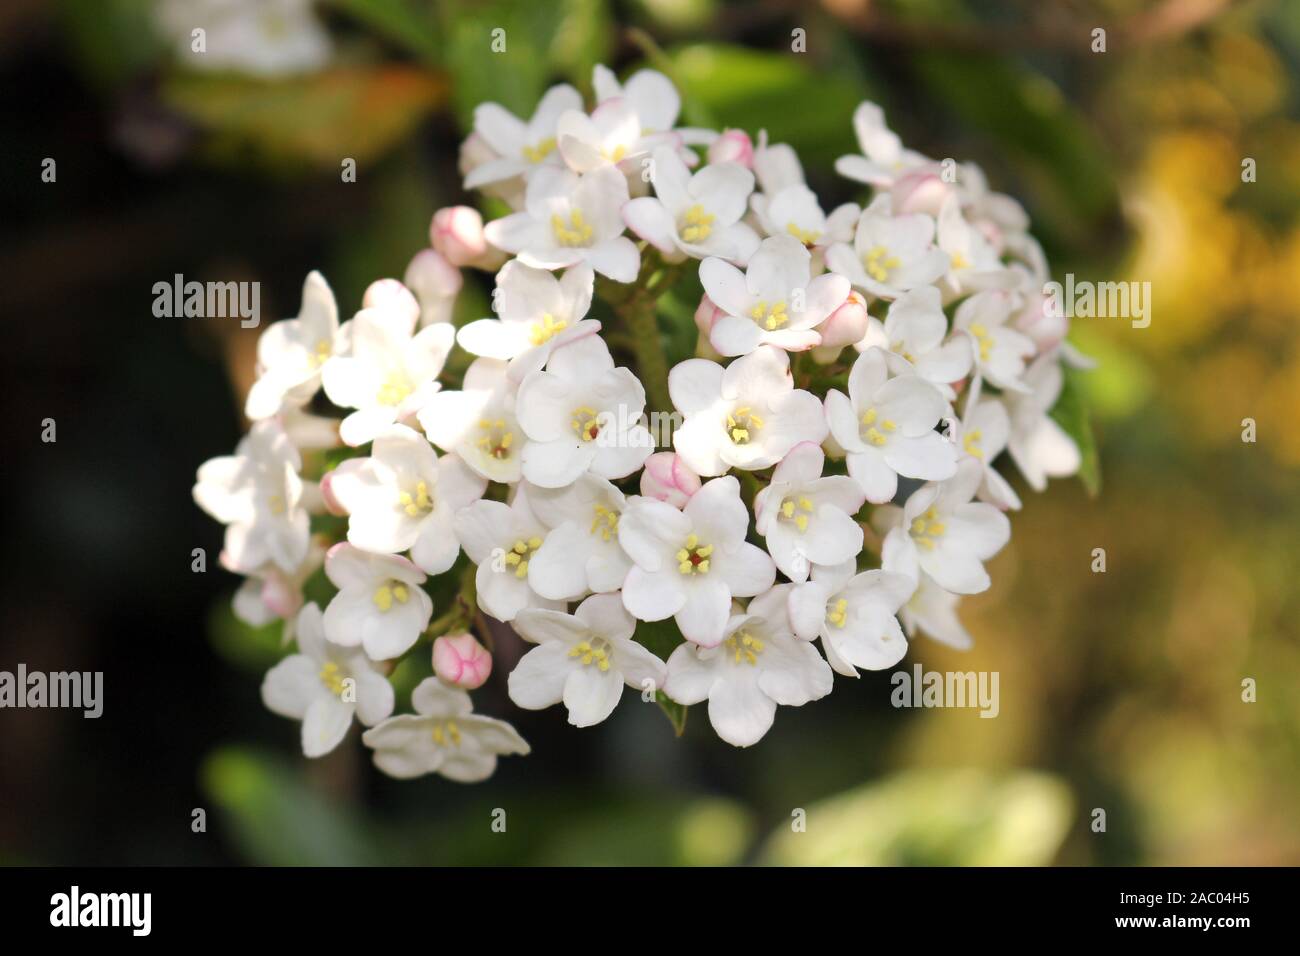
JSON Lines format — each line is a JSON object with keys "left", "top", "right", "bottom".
{"left": 432, "top": 633, "right": 493, "bottom": 690}
{"left": 817, "top": 291, "right": 870, "bottom": 349}
{"left": 362, "top": 279, "right": 420, "bottom": 326}
{"left": 708, "top": 128, "right": 754, "bottom": 168}
{"left": 430, "top": 206, "right": 489, "bottom": 267}
{"left": 317, "top": 469, "right": 348, "bottom": 517}
{"left": 640, "top": 452, "right": 702, "bottom": 509}
{"left": 694, "top": 294, "right": 725, "bottom": 335}
{"left": 890, "top": 169, "right": 951, "bottom": 217}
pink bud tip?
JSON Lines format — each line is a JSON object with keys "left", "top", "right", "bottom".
{"left": 693, "top": 294, "right": 725, "bottom": 335}
{"left": 431, "top": 206, "right": 489, "bottom": 267}
{"left": 708, "top": 129, "right": 754, "bottom": 168}
{"left": 640, "top": 452, "right": 702, "bottom": 509}
{"left": 817, "top": 291, "right": 870, "bottom": 349}
{"left": 432, "top": 633, "right": 493, "bottom": 690}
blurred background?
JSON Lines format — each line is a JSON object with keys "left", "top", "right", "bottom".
{"left": 1, "top": 0, "right": 1298, "bottom": 865}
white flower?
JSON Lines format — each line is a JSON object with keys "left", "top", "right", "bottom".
{"left": 484, "top": 165, "right": 640, "bottom": 281}
{"left": 555, "top": 99, "right": 653, "bottom": 174}
{"left": 825, "top": 347, "right": 958, "bottom": 503}
{"left": 619, "top": 476, "right": 776, "bottom": 647}
{"left": 937, "top": 195, "right": 1015, "bottom": 295}
{"left": 754, "top": 442, "right": 865, "bottom": 583}
{"left": 952, "top": 289, "right": 1035, "bottom": 392}
{"left": 261, "top": 603, "right": 394, "bottom": 758}
{"left": 321, "top": 543, "right": 433, "bottom": 660}
{"left": 194, "top": 420, "right": 310, "bottom": 574}
{"left": 463, "top": 83, "right": 583, "bottom": 189}
{"left": 622, "top": 146, "right": 759, "bottom": 264}
{"left": 882, "top": 526, "right": 972, "bottom": 650}
{"left": 516, "top": 334, "right": 653, "bottom": 488}
{"left": 525, "top": 474, "right": 632, "bottom": 600}
{"left": 700, "top": 235, "right": 849, "bottom": 356}
{"left": 788, "top": 560, "right": 913, "bottom": 676}
{"left": 824, "top": 195, "right": 949, "bottom": 300}
{"left": 326, "top": 424, "right": 487, "bottom": 574}
{"left": 244, "top": 270, "right": 339, "bottom": 420}
{"left": 453, "top": 491, "right": 565, "bottom": 622}
{"left": 157, "top": 0, "right": 331, "bottom": 78}
{"left": 835, "top": 102, "right": 933, "bottom": 188}
{"left": 227, "top": 538, "right": 324, "bottom": 644}
{"left": 855, "top": 285, "right": 973, "bottom": 398}
{"left": 751, "top": 135, "right": 858, "bottom": 256}
{"left": 954, "top": 400, "right": 1020, "bottom": 510}
{"left": 1002, "top": 352, "right": 1082, "bottom": 491}
{"left": 878, "top": 458, "right": 1011, "bottom": 595}
{"left": 362, "top": 677, "right": 529, "bottom": 782}
{"left": 591, "top": 65, "right": 703, "bottom": 142}
{"left": 669, "top": 345, "right": 827, "bottom": 476}
{"left": 403, "top": 249, "right": 462, "bottom": 328}
{"left": 456, "top": 261, "right": 598, "bottom": 382}
{"left": 417, "top": 358, "right": 523, "bottom": 484}
{"left": 663, "top": 584, "right": 832, "bottom": 747}
{"left": 321, "top": 308, "right": 455, "bottom": 447}
{"left": 508, "top": 593, "right": 667, "bottom": 727}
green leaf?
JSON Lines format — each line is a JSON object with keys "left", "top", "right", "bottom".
{"left": 1049, "top": 366, "right": 1102, "bottom": 496}
{"left": 634, "top": 618, "right": 688, "bottom": 734}
{"left": 327, "top": 0, "right": 445, "bottom": 64}
{"left": 162, "top": 66, "right": 446, "bottom": 170}
{"left": 760, "top": 768, "right": 1074, "bottom": 866}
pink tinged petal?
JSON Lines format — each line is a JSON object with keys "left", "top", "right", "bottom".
{"left": 883, "top": 432, "right": 959, "bottom": 482}
{"left": 827, "top": 609, "right": 908, "bottom": 674}
{"left": 916, "top": 336, "right": 974, "bottom": 385}
{"left": 824, "top": 388, "right": 867, "bottom": 453}
{"left": 411, "top": 518, "right": 460, "bottom": 575}
{"left": 507, "top": 642, "right": 572, "bottom": 710}
{"left": 457, "top": 319, "right": 532, "bottom": 360}
{"left": 483, "top": 212, "right": 544, "bottom": 254}
{"left": 847, "top": 449, "right": 899, "bottom": 504}
{"left": 618, "top": 497, "right": 691, "bottom": 571}
{"left": 757, "top": 638, "right": 834, "bottom": 705}
{"left": 699, "top": 257, "right": 754, "bottom": 318}
{"left": 708, "top": 675, "right": 778, "bottom": 747}
{"left": 788, "top": 580, "right": 833, "bottom": 640}
{"left": 301, "top": 695, "right": 354, "bottom": 758}
{"left": 663, "top": 644, "right": 720, "bottom": 705}
{"left": 683, "top": 475, "right": 748, "bottom": 546}
{"left": 475, "top": 560, "right": 534, "bottom": 622}
{"left": 946, "top": 502, "right": 1011, "bottom": 559}
{"left": 621, "top": 565, "right": 686, "bottom": 622}
{"left": 676, "top": 576, "right": 732, "bottom": 647}
{"left": 562, "top": 666, "right": 624, "bottom": 727}
{"left": 919, "top": 546, "right": 990, "bottom": 596}
{"left": 353, "top": 670, "right": 396, "bottom": 725}
{"left": 453, "top": 500, "right": 513, "bottom": 564}
{"left": 672, "top": 414, "right": 727, "bottom": 477}
{"left": 708, "top": 314, "right": 765, "bottom": 357}
{"left": 527, "top": 523, "right": 592, "bottom": 600}
{"left": 690, "top": 162, "right": 754, "bottom": 224}
{"left": 522, "top": 436, "right": 594, "bottom": 488}
{"left": 847, "top": 347, "right": 889, "bottom": 408}
{"left": 807, "top": 473, "right": 866, "bottom": 515}
{"left": 669, "top": 358, "right": 724, "bottom": 415}
{"left": 613, "top": 638, "right": 667, "bottom": 691}
{"left": 719, "top": 543, "right": 776, "bottom": 598}
{"left": 623, "top": 197, "right": 678, "bottom": 253}
{"left": 261, "top": 655, "right": 320, "bottom": 720}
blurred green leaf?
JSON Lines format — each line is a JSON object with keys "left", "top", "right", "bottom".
{"left": 207, "top": 598, "right": 284, "bottom": 674}
{"left": 327, "top": 0, "right": 444, "bottom": 63}
{"left": 57, "top": 0, "right": 161, "bottom": 88}
{"left": 202, "top": 747, "right": 388, "bottom": 865}
{"left": 162, "top": 66, "right": 446, "bottom": 169}
{"left": 665, "top": 44, "right": 869, "bottom": 165}
{"left": 1050, "top": 366, "right": 1102, "bottom": 496}
{"left": 761, "top": 768, "right": 1074, "bottom": 866}
{"left": 536, "top": 795, "right": 751, "bottom": 865}
{"left": 634, "top": 618, "right": 688, "bottom": 733}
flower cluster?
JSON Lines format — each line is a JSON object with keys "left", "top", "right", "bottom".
{"left": 195, "top": 65, "right": 1087, "bottom": 776}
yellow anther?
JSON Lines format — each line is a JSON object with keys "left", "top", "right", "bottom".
{"left": 679, "top": 204, "right": 716, "bottom": 243}
{"left": 376, "top": 372, "right": 413, "bottom": 407}
{"left": 949, "top": 250, "right": 971, "bottom": 272}
{"left": 677, "top": 535, "right": 712, "bottom": 575}
{"left": 963, "top": 429, "right": 984, "bottom": 459}
{"left": 551, "top": 208, "right": 593, "bottom": 247}
{"left": 724, "top": 631, "right": 763, "bottom": 665}
{"left": 268, "top": 494, "right": 286, "bottom": 515}
{"left": 570, "top": 406, "right": 601, "bottom": 441}
{"left": 909, "top": 506, "right": 945, "bottom": 551}
{"left": 864, "top": 245, "right": 902, "bottom": 283}
{"left": 968, "top": 322, "right": 995, "bottom": 362}
{"left": 861, "top": 407, "right": 877, "bottom": 426}
{"left": 786, "top": 222, "right": 821, "bottom": 246}
{"left": 569, "top": 638, "right": 612, "bottom": 672}
{"left": 590, "top": 504, "right": 619, "bottom": 541}
{"left": 310, "top": 339, "right": 332, "bottom": 368}
{"left": 506, "top": 536, "right": 542, "bottom": 578}
{"left": 794, "top": 514, "right": 809, "bottom": 531}
{"left": 603, "top": 144, "right": 628, "bottom": 163}
{"left": 476, "top": 419, "right": 514, "bottom": 460}
{"left": 826, "top": 598, "right": 848, "bottom": 628}
{"left": 748, "top": 300, "right": 789, "bottom": 331}
{"left": 373, "top": 585, "right": 394, "bottom": 612}
{"left": 781, "top": 500, "right": 795, "bottom": 518}
{"left": 522, "top": 137, "right": 557, "bottom": 163}
{"left": 318, "top": 661, "right": 346, "bottom": 695}
{"left": 529, "top": 313, "right": 568, "bottom": 346}
{"left": 726, "top": 407, "right": 763, "bottom": 444}
{"left": 432, "top": 720, "right": 463, "bottom": 747}
{"left": 866, "top": 428, "right": 887, "bottom": 446}
{"left": 399, "top": 480, "right": 433, "bottom": 517}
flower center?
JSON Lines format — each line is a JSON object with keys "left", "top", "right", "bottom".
{"left": 675, "top": 533, "right": 713, "bottom": 575}
{"left": 786, "top": 222, "right": 821, "bottom": 246}
{"left": 949, "top": 250, "right": 971, "bottom": 272}
{"left": 968, "top": 322, "right": 994, "bottom": 362}
{"left": 372, "top": 580, "right": 412, "bottom": 612}
{"left": 377, "top": 371, "right": 414, "bottom": 407}
{"left": 724, "top": 630, "right": 765, "bottom": 665}
{"left": 889, "top": 340, "right": 917, "bottom": 363}
{"left": 826, "top": 598, "right": 849, "bottom": 628}
{"left": 398, "top": 480, "right": 433, "bottom": 517}
{"left": 504, "top": 537, "right": 543, "bottom": 578}
{"left": 726, "top": 406, "right": 765, "bottom": 444}
{"left": 529, "top": 312, "right": 568, "bottom": 345}
{"left": 780, "top": 494, "right": 814, "bottom": 532}
{"left": 602, "top": 144, "right": 628, "bottom": 163}
{"left": 570, "top": 406, "right": 602, "bottom": 442}
{"left": 864, "top": 245, "right": 901, "bottom": 283}
{"left": 551, "top": 209, "right": 594, "bottom": 247}
{"left": 267, "top": 493, "right": 286, "bottom": 515}
{"left": 318, "top": 661, "right": 348, "bottom": 695}
{"left": 859, "top": 406, "right": 897, "bottom": 447}
{"left": 963, "top": 428, "right": 984, "bottom": 459}
{"left": 590, "top": 504, "right": 619, "bottom": 541}
{"left": 568, "top": 636, "right": 613, "bottom": 672}
{"left": 309, "top": 338, "right": 331, "bottom": 368}
{"left": 476, "top": 418, "right": 514, "bottom": 460}
{"left": 909, "top": 506, "right": 946, "bottom": 551}
{"left": 748, "top": 300, "right": 789, "bottom": 330}
{"left": 522, "top": 137, "right": 556, "bottom": 163}
{"left": 431, "top": 720, "right": 462, "bottom": 747}
{"left": 679, "top": 204, "right": 715, "bottom": 243}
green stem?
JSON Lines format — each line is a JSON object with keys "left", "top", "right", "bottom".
{"left": 619, "top": 293, "right": 673, "bottom": 415}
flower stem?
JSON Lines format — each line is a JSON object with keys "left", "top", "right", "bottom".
{"left": 620, "top": 293, "right": 673, "bottom": 414}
